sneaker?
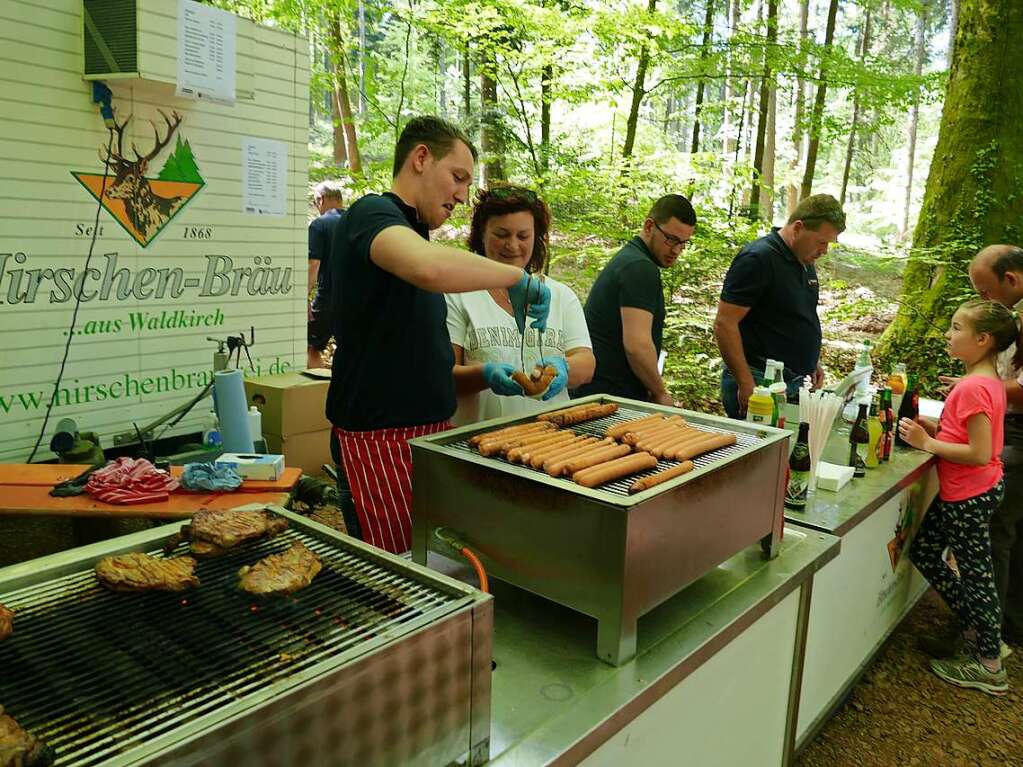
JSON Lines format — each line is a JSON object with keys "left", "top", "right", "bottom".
{"left": 929, "top": 656, "right": 1009, "bottom": 696}
{"left": 919, "top": 633, "right": 1013, "bottom": 661}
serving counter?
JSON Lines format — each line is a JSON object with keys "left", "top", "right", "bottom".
{"left": 783, "top": 427, "right": 935, "bottom": 749}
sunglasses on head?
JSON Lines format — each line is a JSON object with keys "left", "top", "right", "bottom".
{"left": 483, "top": 185, "right": 539, "bottom": 203}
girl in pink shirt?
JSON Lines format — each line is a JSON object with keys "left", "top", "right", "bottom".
{"left": 899, "top": 299, "right": 1015, "bottom": 695}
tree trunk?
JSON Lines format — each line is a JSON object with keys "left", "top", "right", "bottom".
{"left": 436, "top": 38, "right": 447, "bottom": 118}
{"left": 800, "top": 0, "right": 839, "bottom": 199}
{"left": 357, "top": 0, "right": 366, "bottom": 114}
{"left": 480, "top": 69, "right": 505, "bottom": 184}
{"left": 878, "top": 0, "right": 1023, "bottom": 377}
{"left": 690, "top": 0, "right": 715, "bottom": 154}
{"left": 541, "top": 63, "right": 553, "bottom": 173}
{"left": 949, "top": 0, "right": 960, "bottom": 66}
{"left": 723, "top": 0, "right": 741, "bottom": 154}
{"left": 462, "top": 45, "right": 471, "bottom": 119}
{"left": 902, "top": 3, "right": 928, "bottom": 237}
{"left": 787, "top": 0, "right": 810, "bottom": 216}
{"left": 623, "top": 0, "right": 658, "bottom": 160}
{"left": 760, "top": 87, "right": 777, "bottom": 219}
{"left": 749, "top": 0, "right": 779, "bottom": 219}
{"left": 841, "top": 7, "right": 873, "bottom": 206}
{"left": 328, "top": 12, "right": 362, "bottom": 175}
{"left": 332, "top": 79, "right": 348, "bottom": 166}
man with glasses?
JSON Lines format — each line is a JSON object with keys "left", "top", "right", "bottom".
{"left": 714, "top": 194, "right": 846, "bottom": 418}
{"left": 574, "top": 194, "right": 696, "bottom": 405}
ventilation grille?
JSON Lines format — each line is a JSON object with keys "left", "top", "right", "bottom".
{"left": 83, "top": 0, "right": 138, "bottom": 76}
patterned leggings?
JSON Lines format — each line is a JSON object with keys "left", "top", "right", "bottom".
{"left": 910, "top": 481, "right": 1004, "bottom": 658}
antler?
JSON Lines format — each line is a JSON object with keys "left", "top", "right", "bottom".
{"left": 131, "top": 110, "right": 183, "bottom": 164}
{"left": 102, "top": 112, "right": 133, "bottom": 166}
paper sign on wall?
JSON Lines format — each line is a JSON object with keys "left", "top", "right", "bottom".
{"left": 176, "top": 0, "right": 236, "bottom": 104}
{"left": 241, "top": 137, "right": 288, "bottom": 216}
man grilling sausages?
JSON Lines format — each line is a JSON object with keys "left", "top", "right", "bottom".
{"left": 323, "top": 116, "right": 551, "bottom": 554}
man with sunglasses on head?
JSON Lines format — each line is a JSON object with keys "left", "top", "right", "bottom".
{"left": 324, "top": 116, "right": 551, "bottom": 555}
{"left": 574, "top": 194, "right": 696, "bottom": 405}
{"left": 714, "top": 194, "right": 846, "bottom": 419}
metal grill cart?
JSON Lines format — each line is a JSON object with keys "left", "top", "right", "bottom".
{"left": 410, "top": 395, "right": 791, "bottom": 666}
{"left": 0, "top": 508, "right": 493, "bottom": 767}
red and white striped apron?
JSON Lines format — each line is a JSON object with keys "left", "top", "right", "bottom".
{"left": 333, "top": 421, "right": 450, "bottom": 554}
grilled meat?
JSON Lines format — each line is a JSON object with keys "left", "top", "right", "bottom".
{"left": 0, "top": 605, "right": 11, "bottom": 641}
{"left": 238, "top": 543, "right": 321, "bottom": 596}
{"left": 95, "top": 553, "right": 199, "bottom": 592}
{"left": 0, "top": 706, "right": 55, "bottom": 767}
{"left": 169, "top": 509, "right": 288, "bottom": 557}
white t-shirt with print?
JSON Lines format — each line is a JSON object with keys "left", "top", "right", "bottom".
{"left": 446, "top": 277, "right": 592, "bottom": 427}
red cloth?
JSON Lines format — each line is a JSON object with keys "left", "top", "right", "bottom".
{"left": 334, "top": 421, "right": 450, "bottom": 554}
{"left": 85, "top": 457, "right": 179, "bottom": 504}
{"left": 936, "top": 375, "right": 1005, "bottom": 502}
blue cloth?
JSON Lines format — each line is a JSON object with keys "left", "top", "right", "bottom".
{"left": 181, "top": 462, "right": 243, "bottom": 492}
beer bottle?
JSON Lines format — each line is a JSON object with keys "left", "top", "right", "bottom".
{"left": 866, "top": 393, "right": 883, "bottom": 469}
{"left": 894, "top": 374, "right": 919, "bottom": 447}
{"left": 785, "top": 422, "right": 812, "bottom": 509}
{"left": 849, "top": 400, "right": 869, "bottom": 478}
{"left": 880, "top": 388, "right": 894, "bottom": 462}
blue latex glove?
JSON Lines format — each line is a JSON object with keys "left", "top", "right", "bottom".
{"left": 539, "top": 356, "right": 569, "bottom": 401}
{"left": 483, "top": 362, "right": 524, "bottom": 396}
{"left": 507, "top": 272, "right": 552, "bottom": 334}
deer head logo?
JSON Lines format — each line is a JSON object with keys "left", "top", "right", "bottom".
{"left": 101, "top": 110, "right": 186, "bottom": 241}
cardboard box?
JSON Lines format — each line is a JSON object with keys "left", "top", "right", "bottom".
{"left": 215, "top": 453, "right": 285, "bottom": 480}
{"left": 243, "top": 372, "right": 330, "bottom": 437}
{"left": 264, "top": 429, "right": 333, "bottom": 476}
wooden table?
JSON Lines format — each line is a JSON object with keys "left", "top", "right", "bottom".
{"left": 0, "top": 464, "right": 302, "bottom": 519}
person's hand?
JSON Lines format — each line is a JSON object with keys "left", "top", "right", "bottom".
{"left": 937, "top": 375, "right": 960, "bottom": 396}
{"left": 539, "top": 356, "right": 569, "bottom": 401}
{"left": 482, "top": 362, "right": 524, "bottom": 396}
{"left": 508, "top": 272, "right": 552, "bottom": 334}
{"left": 897, "top": 417, "right": 929, "bottom": 451}
{"left": 813, "top": 366, "right": 825, "bottom": 391}
{"left": 652, "top": 390, "right": 674, "bottom": 407}
{"left": 737, "top": 378, "right": 755, "bottom": 415}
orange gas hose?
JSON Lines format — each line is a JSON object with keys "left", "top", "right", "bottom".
{"left": 459, "top": 546, "right": 490, "bottom": 594}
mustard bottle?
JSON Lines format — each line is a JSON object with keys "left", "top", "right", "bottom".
{"left": 746, "top": 386, "right": 775, "bottom": 425}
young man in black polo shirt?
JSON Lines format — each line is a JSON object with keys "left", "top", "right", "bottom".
{"left": 714, "top": 194, "right": 846, "bottom": 419}
{"left": 574, "top": 195, "right": 696, "bottom": 404}
{"left": 324, "top": 116, "right": 551, "bottom": 554}
{"left": 307, "top": 180, "right": 344, "bottom": 369}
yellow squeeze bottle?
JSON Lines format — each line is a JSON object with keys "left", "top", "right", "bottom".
{"left": 865, "top": 394, "right": 883, "bottom": 468}
{"left": 746, "top": 386, "right": 775, "bottom": 425}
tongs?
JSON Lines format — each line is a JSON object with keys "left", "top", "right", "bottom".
{"left": 520, "top": 274, "right": 546, "bottom": 374}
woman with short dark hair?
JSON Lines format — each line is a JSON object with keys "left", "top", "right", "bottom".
{"left": 446, "top": 185, "right": 595, "bottom": 426}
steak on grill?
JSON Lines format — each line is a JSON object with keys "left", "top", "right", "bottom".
{"left": 0, "top": 705, "right": 55, "bottom": 767}
{"left": 238, "top": 542, "right": 321, "bottom": 596}
{"left": 95, "top": 553, "right": 199, "bottom": 592}
{"left": 167, "top": 508, "right": 289, "bottom": 556}
{"left": 0, "top": 605, "right": 11, "bottom": 641}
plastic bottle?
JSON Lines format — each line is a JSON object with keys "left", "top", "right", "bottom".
{"left": 746, "top": 386, "right": 775, "bottom": 425}
{"left": 849, "top": 399, "right": 869, "bottom": 478}
{"left": 888, "top": 363, "right": 908, "bottom": 413}
{"left": 766, "top": 360, "right": 788, "bottom": 429}
{"left": 866, "top": 393, "right": 883, "bottom": 469}
{"left": 248, "top": 406, "right": 262, "bottom": 445}
{"left": 202, "top": 410, "right": 222, "bottom": 447}
{"left": 785, "top": 422, "right": 812, "bottom": 509}
{"left": 854, "top": 341, "right": 873, "bottom": 399}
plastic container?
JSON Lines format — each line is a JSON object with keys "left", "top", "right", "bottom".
{"left": 248, "top": 406, "right": 262, "bottom": 444}
{"left": 202, "top": 410, "right": 222, "bottom": 447}
{"left": 746, "top": 386, "right": 774, "bottom": 424}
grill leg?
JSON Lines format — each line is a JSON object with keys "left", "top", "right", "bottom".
{"left": 761, "top": 531, "right": 781, "bottom": 559}
{"left": 597, "top": 609, "right": 637, "bottom": 666}
{"left": 411, "top": 519, "right": 429, "bottom": 565}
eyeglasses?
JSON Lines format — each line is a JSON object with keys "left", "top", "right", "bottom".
{"left": 653, "top": 220, "right": 691, "bottom": 250}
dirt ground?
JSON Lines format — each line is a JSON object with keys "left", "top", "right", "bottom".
{"left": 797, "top": 590, "right": 1023, "bottom": 767}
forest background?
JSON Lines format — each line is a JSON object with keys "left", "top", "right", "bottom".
{"left": 218, "top": 0, "right": 1023, "bottom": 413}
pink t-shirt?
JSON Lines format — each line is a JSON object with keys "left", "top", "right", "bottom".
{"left": 935, "top": 375, "right": 1005, "bottom": 502}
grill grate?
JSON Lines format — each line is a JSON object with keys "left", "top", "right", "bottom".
{"left": 0, "top": 526, "right": 466, "bottom": 767}
{"left": 449, "top": 406, "right": 765, "bottom": 497}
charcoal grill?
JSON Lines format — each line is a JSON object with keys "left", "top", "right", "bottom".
{"left": 410, "top": 395, "right": 789, "bottom": 666}
{"left": 0, "top": 507, "right": 492, "bottom": 767}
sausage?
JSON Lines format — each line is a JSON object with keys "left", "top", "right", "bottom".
{"left": 542, "top": 438, "right": 616, "bottom": 474}
{"left": 560, "top": 443, "right": 633, "bottom": 475}
{"left": 470, "top": 421, "right": 552, "bottom": 446}
{"left": 506, "top": 432, "right": 575, "bottom": 463}
{"left": 634, "top": 425, "right": 696, "bottom": 453}
{"left": 537, "top": 402, "right": 619, "bottom": 426}
{"left": 479, "top": 428, "right": 564, "bottom": 457}
{"left": 650, "top": 429, "right": 710, "bottom": 459}
{"left": 628, "top": 460, "right": 695, "bottom": 493}
{"left": 530, "top": 436, "right": 599, "bottom": 469}
{"left": 523, "top": 436, "right": 594, "bottom": 469}
{"left": 512, "top": 365, "right": 557, "bottom": 397}
{"left": 606, "top": 415, "right": 665, "bottom": 439}
{"left": 670, "top": 433, "right": 737, "bottom": 461}
{"left": 622, "top": 417, "right": 687, "bottom": 445}
{"left": 573, "top": 451, "right": 659, "bottom": 488}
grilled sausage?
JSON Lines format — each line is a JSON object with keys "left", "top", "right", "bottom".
{"left": 606, "top": 415, "right": 666, "bottom": 439}
{"left": 542, "top": 438, "right": 616, "bottom": 474}
{"left": 670, "top": 433, "right": 737, "bottom": 461}
{"left": 573, "top": 451, "right": 659, "bottom": 488}
{"left": 470, "top": 421, "right": 553, "bottom": 446}
{"left": 537, "top": 402, "right": 619, "bottom": 426}
{"left": 628, "top": 461, "right": 695, "bottom": 493}
{"left": 529, "top": 436, "right": 598, "bottom": 469}
{"left": 560, "top": 443, "right": 633, "bottom": 475}
{"left": 506, "top": 432, "right": 575, "bottom": 463}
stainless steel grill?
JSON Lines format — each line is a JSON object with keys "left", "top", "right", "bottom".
{"left": 0, "top": 508, "right": 493, "bottom": 767}
{"left": 411, "top": 395, "right": 790, "bottom": 666}
{"left": 446, "top": 404, "right": 764, "bottom": 497}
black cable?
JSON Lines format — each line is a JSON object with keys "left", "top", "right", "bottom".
{"left": 26, "top": 131, "right": 114, "bottom": 463}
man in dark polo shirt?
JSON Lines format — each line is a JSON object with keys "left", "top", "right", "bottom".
{"left": 325, "top": 116, "right": 551, "bottom": 554}
{"left": 714, "top": 194, "right": 846, "bottom": 418}
{"left": 574, "top": 195, "right": 697, "bottom": 404}
{"left": 307, "top": 180, "right": 344, "bottom": 369}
